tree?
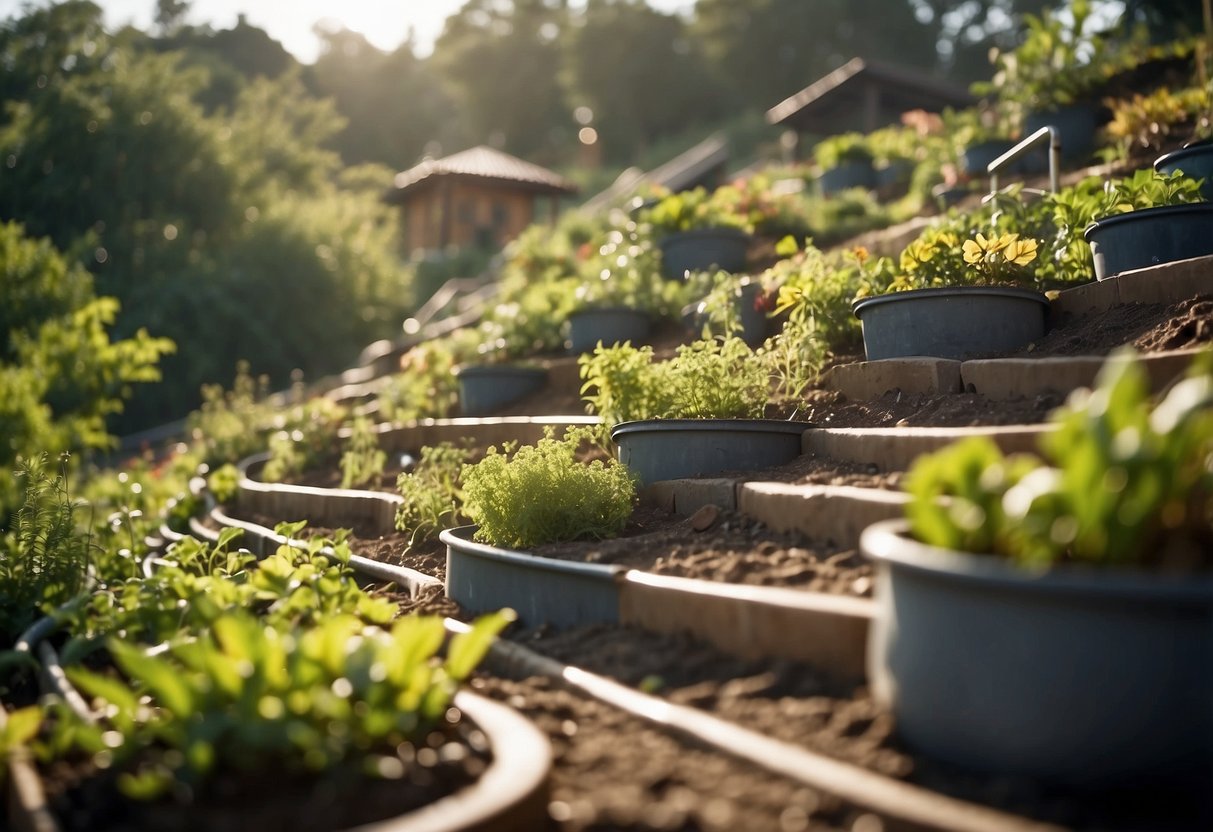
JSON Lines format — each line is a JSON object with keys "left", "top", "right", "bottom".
{"left": 563, "top": 0, "right": 729, "bottom": 161}
{"left": 693, "top": 0, "right": 938, "bottom": 107}
{"left": 154, "top": 0, "right": 190, "bottom": 36}
{"left": 430, "top": 0, "right": 570, "bottom": 161}
{"left": 307, "top": 26, "right": 466, "bottom": 168}
{"left": 0, "top": 221, "right": 172, "bottom": 522}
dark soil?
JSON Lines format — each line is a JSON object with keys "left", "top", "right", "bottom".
{"left": 43, "top": 718, "right": 491, "bottom": 832}
{"left": 532, "top": 505, "right": 873, "bottom": 597}
{"left": 1029, "top": 297, "right": 1213, "bottom": 357}
{"left": 789, "top": 388, "right": 1065, "bottom": 429}
{"left": 513, "top": 624, "right": 1209, "bottom": 832}
{"left": 471, "top": 675, "right": 861, "bottom": 832}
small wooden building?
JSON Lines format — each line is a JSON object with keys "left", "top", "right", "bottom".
{"left": 767, "top": 57, "right": 973, "bottom": 147}
{"left": 385, "top": 146, "right": 577, "bottom": 255}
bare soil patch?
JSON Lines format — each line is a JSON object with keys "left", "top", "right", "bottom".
{"left": 532, "top": 505, "right": 873, "bottom": 597}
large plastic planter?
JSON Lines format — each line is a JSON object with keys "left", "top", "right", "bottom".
{"left": 861, "top": 519, "right": 1212, "bottom": 790}
{"left": 456, "top": 365, "right": 547, "bottom": 417}
{"left": 818, "top": 160, "right": 876, "bottom": 195}
{"left": 1025, "top": 103, "right": 1099, "bottom": 162}
{"left": 1084, "top": 203, "right": 1213, "bottom": 281}
{"left": 567, "top": 307, "right": 652, "bottom": 354}
{"left": 852, "top": 287, "right": 1049, "bottom": 361}
{"left": 658, "top": 227, "right": 750, "bottom": 279}
{"left": 1155, "top": 141, "right": 1213, "bottom": 201}
{"left": 611, "top": 419, "right": 810, "bottom": 486}
{"left": 960, "top": 140, "right": 1015, "bottom": 177}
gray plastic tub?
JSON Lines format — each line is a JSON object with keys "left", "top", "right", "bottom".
{"left": 611, "top": 419, "right": 810, "bottom": 486}
{"left": 456, "top": 365, "right": 547, "bottom": 417}
{"left": 567, "top": 307, "right": 652, "bottom": 354}
{"left": 442, "top": 525, "right": 623, "bottom": 628}
{"left": 1155, "top": 141, "right": 1213, "bottom": 201}
{"left": 1084, "top": 202, "right": 1213, "bottom": 281}
{"left": 861, "top": 519, "right": 1212, "bottom": 790}
{"left": 658, "top": 227, "right": 750, "bottom": 279}
{"left": 852, "top": 286, "right": 1049, "bottom": 361}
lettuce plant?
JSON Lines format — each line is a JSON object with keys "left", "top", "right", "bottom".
{"left": 906, "top": 351, "right": 1213, "bottom": 568}
{"left": 61, "top": 609, "right": 513, "bottom": 800}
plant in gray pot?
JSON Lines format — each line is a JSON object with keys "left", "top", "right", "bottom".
{"left": 861, "top": 352, "right": 1212, "bottom": 800}
{"left": 581, "top": 335, "right": 810, "bottom": 486}
{"left": 814, "top": 132, "right": 877, "bottom": 196}
{"left": 852, "top": 228, "right": 1050, "bottom": 361}
{"left": 1155, "top": 138, "right": 1213, "bottom": 201}
{"left": 1082, "top": 168, "right": 1210, "bottom": 280}
{"left": 564, "top": 237, "right": 668, "bottom": 354}
{"left": 642, "top": 187, "right": 753, "bottom": 280}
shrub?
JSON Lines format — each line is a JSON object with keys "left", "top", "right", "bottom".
{"left": 395, "top": 443, "right": 476, "bottom": 547}
{"left": 461, "top": 428, "right": 635, "bottom": 549}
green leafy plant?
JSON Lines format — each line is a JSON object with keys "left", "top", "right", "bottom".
{"left": 461, "top": 427, "right": 635, "bottom": 549}
{"left": 814, "top": 132, "right": 874, "bottom": 171}
{"left": 339, "top": 416, "right": 386, "bottom": 490}
{"left": 60, "top": 525, "right": 397, "bottom": 667}
{"left": 579, "top": 336, "right": 770, "bottom": 430}
{"left": 395, "top": 443, "right": 476, "bottom": 547}
{"left": 187, "top": 363, "right": 273, "bottom": 468}
{"left": 1104, "top": 86, "right": 1211, "bottom": 154}
{"left": 63, "top": 609, "right": 514, "bottom": 800}
{"left": 975, "top": 0, "right": 1147, "bottom": 117}
{"left": 206, "top": 463, "right": 240, "bottom": 506}
{"left": 640, "top": 186, "right": 753, "bottom": 236}
{"left": 0, "top": 454, "right": 91, "bottom": 642}
{"left": 905, "top": 351, "right": 1213, "bottom": 569}
{"left": 262, "top": 397, "right": 348, "bottom": 483}
{"left": 0, "top": 707, "right": 42, "bottom": 784}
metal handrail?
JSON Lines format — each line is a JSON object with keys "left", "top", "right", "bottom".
{"left": 987, "top": 125, "right": 1061, "bottom": 196}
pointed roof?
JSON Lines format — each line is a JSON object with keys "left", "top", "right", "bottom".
{"left": 766, "top": 57, "right": 973, "bottom": 130}
{"left": 385, "top": 145, "right": 577, "bottom": 203}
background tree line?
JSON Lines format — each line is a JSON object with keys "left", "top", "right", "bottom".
{"left": 0, "top": 0, "right": 1199, "bottom": 444}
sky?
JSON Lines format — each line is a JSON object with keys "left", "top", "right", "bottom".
{"left": 0, "top": 0, "right": 695, "bottom": 63}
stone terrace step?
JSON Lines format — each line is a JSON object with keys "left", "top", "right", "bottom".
{"left": 825, "top": 254, "right": 1211, "bottom": 402}
{"left": 824, "top": 348, "right": 1202, "bottom": 401}
{"left": 642, "top": 423, "right": 1052, "bottom": 549}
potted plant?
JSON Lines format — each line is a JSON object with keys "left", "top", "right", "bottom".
{"left": 976, "top": 0, "right": 1136, "bottom": 162}
{"left": 943, "top": 107, "right": 1018, "bottom": 178}
{"left": 860, "top": 352, "right": 1212, "bottom": 795}
{"left": 580, "top": 336, "right": 810, "bottom": 485}
{"left": 564, "top": 224, "right": 672, "bottom": 354}
{"left": 1083, "top": 168, "right": 1211, "bottom": 280}
{"left": 852, "top": 226, "right": 1050, "bottom": 361}
{"left": 444, "top": 325, "right": 549, "bottom": 417}
{"left": 814, "top": 132, "right": 877, "bottom": 195}
{"left": 642, "top": 187, "right": 753, "bottom": 279}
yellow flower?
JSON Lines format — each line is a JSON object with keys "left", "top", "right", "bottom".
{"left": 1004, "top": 237, "right": 1039, "bottom": 266}
{"left": 850, "top": 245, "right": 870, "bottom": 265}
{"left": 900, "top": 239, "right": 935, "bottom": 272}
{"left": 962, "top": 238, "right": 984, "bottom": 265}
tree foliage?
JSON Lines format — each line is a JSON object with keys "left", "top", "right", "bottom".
{"left": 0, "top": 222, "right": 172, "bottom": 521}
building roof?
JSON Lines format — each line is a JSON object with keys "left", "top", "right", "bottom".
{"left": 580, "top": 134, "right": 730, "bottom": 214}
{"left": 766, "top": 57, "right": 973, "bottom": 130}
{"left": 385, "top": 145, "right": 577, "bottom": 203}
